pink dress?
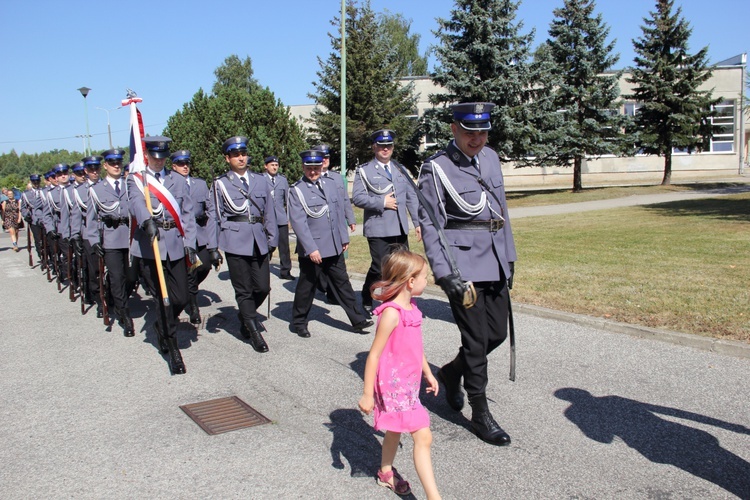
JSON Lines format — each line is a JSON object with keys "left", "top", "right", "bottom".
{"left": 372, "top": 300, "right": 430, "bottom": 433}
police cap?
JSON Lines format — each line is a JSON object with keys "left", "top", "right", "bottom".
{"left": 299, "top": 149, "right": 324, "bottom": 166}
{"left": 264, "top": 155, "right": 279, "bottom": 164}
{"left": 170, "top": 150, "right": 191, "bottom": 163}
{"left": 30, "top": 174, "right": 41, "bottom": 182}
{"left": 451, "top": 102, "right": 495, "bottom": 131}
{"left": 53, "top": 163, "right": 70, "bottom": 175}
{"left": 370, "top": 129, "right": 395, "bottom": 145}
{"left": 71, "top": 161, "right": 86, "bottom": 173}
{"left": 222, "top": 136, "right": 248, "bottom": 155}
{"left": 313, "top": 144, "right": 331, "bottom": 157}
{"left": 83, "top": 155, "right": 103, "bottom": 166}
{"left": 144, "top": 136, "right": 172, "bottom": 158}
{"left": 102, "top": 149, "right": 126, "bottom": 161}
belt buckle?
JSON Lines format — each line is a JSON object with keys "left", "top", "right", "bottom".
{"left": 490, "top": 218, "right": 504, "bottom": 232}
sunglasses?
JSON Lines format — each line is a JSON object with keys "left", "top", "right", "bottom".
{"left": 105, "top": 159, "right": 123, "bottom": 166}
{"left": 173, "top": 160, "right": 191, "bottom": 166}
{"left": 228, "top": 150, "right": 248, "bottom": 158}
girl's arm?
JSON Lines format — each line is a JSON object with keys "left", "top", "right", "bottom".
{"left": 358, "top": 307, "right": 399, "bottom": 414}
{"left": 422, "top": 354, "right": 439, "bottom": 396}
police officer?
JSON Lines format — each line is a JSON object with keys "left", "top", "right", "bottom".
{"left": 263, "top": 155, "right": 294, "bottom": 280}
{"left": 41, "top": 170, "right": 58, "bottom": 278}
{"left": 74, "top": 156, "right": 104, "bottom": 311}
{"left": 169, "top": 149, "right": 221, "bottom": 324}
{"left": 417, "top": 102, "right": 516, "bottom": 446}
{"left": 214, "top": 136, "right": 277, "bottom": 353}
{"left": 128, "top": 136, "right": 197, "bottom": 374}
{"left": 64, "top": 161, "right": 87, "bottom": 294}
{"left": 21, "top": 174, "right": 46, "bottom": 266}
{"left": 352, "top": 129, "right": 420, "bottom": 313}
{"left": 86, "top": 149, "right": 135, "bottom": 336}
{"left": 288, "top": 149, "right": 373, "bottom": 338}
{"left": 43, "top": 164, "right": 72, "bottom": 284}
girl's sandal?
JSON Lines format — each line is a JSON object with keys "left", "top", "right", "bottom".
{"left": 377, "top": 467, "right": 411, "bottom": 496}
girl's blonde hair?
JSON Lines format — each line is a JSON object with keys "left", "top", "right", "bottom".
{"left": 370, "top": 246, "right": 427, "bottom": 302}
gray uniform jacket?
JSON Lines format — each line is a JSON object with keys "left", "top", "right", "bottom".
{"left": 70, "top": 181, "right": 93, "bottom": 238}
{"left": 323, "top": 170, "right": 355, "bottom": 226}
{"left": 127, "top": 169, "right": 197, "bottom": 261}
{"left": 417, "top": 142, "right": 516, "bottom": 283}
{"left": 21, "top": 188, "right": 45, "bottom": 225}
{"left": 43, "top": 185, "right": 70, "bottom": 238}
{"left": 63, "top": 183, "right": 83, "bottom": 240}
{"left": 265, "top": 172, "right": 290, "bottom": 226}
{"left": 214, "top": 170, "right": 278, "bottom": 256}
{"left": 288, "top": 176, "right": 348, "bottom": 259}
{"left": 352, "top": 158, "right": 418, "bottom": 238}
{"left": 85, "top": 179, "right": 131, "bottom": 250}
{"left": 185, "top": 176, "right": 218, "bottom": 250}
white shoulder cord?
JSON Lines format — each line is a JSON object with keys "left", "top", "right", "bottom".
{"left": 64, "top": 188, "right": 75, "bottom": 210}
{"left": 47, "top": 190, "right": 61, "bottom": 212}
{"left": 430, "top": 160, "right": 486, "bottom": 217}
{"left": 74, "top": 188, "right": 87, "bottom": 212}
{"left": 357, "top": 168, "right": 393, "bottom": 195}
{"left": 293, "top": 186, "right": 329, "bottom": 218}
{"left": 216, "top": 178, "right": 249, "bottom": 215}
{"left": 89, "top": 185, "right": 121, "bottom": 215}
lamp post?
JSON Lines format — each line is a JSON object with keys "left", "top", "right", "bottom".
{"left": 95, "top": 106, "right": 120, "bottom": 149}
{"left": 77, "top": 87, "right": 92, "bottom": 155}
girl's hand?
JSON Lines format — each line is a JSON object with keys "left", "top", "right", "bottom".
{"left": 425, "top": 373, "right": 439, "bottom": 396}
{"left": 358, "top": 395, "right": 374, "bottom": 415}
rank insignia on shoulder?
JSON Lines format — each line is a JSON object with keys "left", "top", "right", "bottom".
{"left": 426, "top": 150, "right": 447, "bottom": 162}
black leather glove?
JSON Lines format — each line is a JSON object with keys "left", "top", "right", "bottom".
{"left": 436, "top": 274, "right": 465, "bottom": 304}
{"left": 141, "top": 218, "right": 159, "bottom": 243}
{"left": 508, "top": 261, "right": 515, "bottom": 290}
{"left": 185, "top": 246, "right": 198, "bottom": 269}
{"left": 268, "top": 246, "right": 276, "bottom": 256}
{"left": 73, "top": 236, "right": 84, "bottom": 253}
{"left": 47, "top": 231, "right": 58, "bottom": 241}
{"left": 92, "top": 242, "right": 105, "bottom": 257}
{"left": 24, "top": 215, "right": 32, "bottom": 223}
{"left": 208, "top": 248, "right": 223, "bottom": 270}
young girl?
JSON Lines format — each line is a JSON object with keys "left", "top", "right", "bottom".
{"left": 358, "top": 248, "right": 441, "bottom": 499}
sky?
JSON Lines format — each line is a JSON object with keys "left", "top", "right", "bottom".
{"left": 1, "top": 0, "right": 747, "bottom": 157}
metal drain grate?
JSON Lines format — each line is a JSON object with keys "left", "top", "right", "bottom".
{"left": 180, "top": 396, "right": 271, "bottom": 435}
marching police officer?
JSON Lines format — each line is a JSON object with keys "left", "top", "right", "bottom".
{"left": 76, "top": 156, "right": 104, "bottom": 311}
{"left": 64, "top": 161, "right": 87, "bottom": 294}
{"left": 417, "top": 102, "right": 516, "bottom": 446}
{"left": 86, "top": 149, "right": 135, "bottom": 336}
{"left": 128, "top": 136, "right": 197, "bottom": 374}
{"left": 169, "top": 149, "right": 221, "bottom": 324}
{"left": 213, "top": 136, "right": 277, "bottom": 353}
{"left": 352, "top": 129, "right": 420, "bottom": 313}
{"left": 41, "top": 170, "right": 58, "bottom": 278}
{"left": 288, "top": 149, "right": 373, "bottom": 338}
{"left": 263, "top": 155, "right": 294, "bottom": 280}
{"left": 43, "top": 164, "right": 72, "bottom": 284}
{"left": 21, "top": 174, "right": 46, "bottom": 266}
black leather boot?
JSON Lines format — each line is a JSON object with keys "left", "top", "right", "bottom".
{"left": 437, "top": 357, "right": 464, "bottom": 411}
{"left": 166, "top": 337, "right": 186, "bottom": 375}
{"left": 187, "top": 294, "right": 201, "bottom": 324}
{"left": 154, "top": 321, "right": 169, "bottom": 354}
{"left": 118, "top": 308, "right": 135, "bottom": 337}
{"left": 246, "top": 318, "right": 269, "bottom": 353}
{"left": 468, "top": 394, "right": 511, "bottom": 446}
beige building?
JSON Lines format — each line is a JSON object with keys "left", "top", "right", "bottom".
{"left": 291, "top": 54, "right": 747, "bottom": 188}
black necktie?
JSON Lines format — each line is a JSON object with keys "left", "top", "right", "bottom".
{"left": 241, "top": 176, "right": 249, "bottom": 192}
{"left": 316, "top": 181, "right": 325, "bottom": 196}
{"left": 154, "top": 172, "right": 161, "bottom": 184}
{"left": 114, "top": 180, "right": 120, "bottom": 196}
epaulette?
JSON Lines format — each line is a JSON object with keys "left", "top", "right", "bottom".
{"left": 291, "top": 178, "right": 305, "bottom": 187}
{"left": 277, "top": 172, "right": 287, "bottom": 179}
{"left": 425, "top": 150, "right": 447, "bottom": 163}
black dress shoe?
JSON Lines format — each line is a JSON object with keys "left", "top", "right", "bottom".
{"left": 247, "top": 329, "right": 269, "bottom": 353}
{"left": 470, "top": 411, "right": 511, "bottom": 446}
{"left": 437, "top": 367, "right": 465, "bottom": 411}
{"left": 123, "top": 318, "right": 135, "bottom": 337}
{"left": 96, "top": 305, "right": 103, "bottom": 319}
{"left": 352, "top": 319, "right": 374, "bottom": 332}
{"left": 279, "top": 273, "right": 296, "bottom": 281}
{"left": 238, "top": 313, "right": 251, "bottom": 339}
{"left": 295, "top": 326, "right": 311, "bottom": 338}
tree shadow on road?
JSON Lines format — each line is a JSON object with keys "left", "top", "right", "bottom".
{"left": 645, "top": 197, "right": 750, "bottom": 222}
{"left": 555, "top": 387, "right": 750, "bottom": 498}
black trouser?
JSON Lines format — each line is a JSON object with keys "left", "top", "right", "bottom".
{"left": 361, "top": 234, "right": 408, "bottom": 303}
{"left": 82, "top": 240, "right": 99, "bottom": 302}
{"left": 29, "top": 222, "right": 44, "bottom": 261}
{"left": 293, "top": 253, "right": 366, "bottom": 330}
{"left": 275, "top": 224, "right": 292, "bottom": 275}
{"left": 58, "top": 236, "right": 70, "bottom": 280}
{"left": 186, "top": 244, "right": 211, "bottom": 296}
{"left": 447, "top": 280, "right": 509, "bottom": 397}
{"left": 141, "top": 257, "right": 188, "bottom": 339}
{"left": 103, "top": 248, "right": 134, "bottom": 313}
{"left": 225, "top": 247, "right": 270, "bottom": 324}
{"left": 45, "top": 231, "right": 59, "bottom": 274}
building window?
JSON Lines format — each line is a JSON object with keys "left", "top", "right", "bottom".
{"left": 710, "top": 100, "right": 735, "bottom": 152}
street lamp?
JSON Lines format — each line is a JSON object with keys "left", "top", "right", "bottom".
{"left": 95, "top": 106, "right": 121, "bottom": 149}
{"left": 77, "top": 87, "right": 91, "bottom": 155}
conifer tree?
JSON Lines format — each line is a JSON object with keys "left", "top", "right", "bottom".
{"left": 626, "top": 0, "right": 719, "bottom": 185}
{"left": 309, "top": 0, "right": 420, "bottom": 172}
{"left": 546, "top": 0, "right": 627, "bottom": 192}
{"left": 424, "top": 0, "right": 556, "bottom": 165}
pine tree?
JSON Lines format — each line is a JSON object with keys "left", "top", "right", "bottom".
{"left": 424, "top": 0, "right": 556, "bottom": 164}
{"left": 546, "top": 0, "right": 627, "bottom": 192}
{"left": 626, "top": 0, "right": 719, "bottom": 185}
{"left": 164, "top": 56, "right": 308, "bottom": 182}
{"left": 309, "top": 0, "right": 420, "bottom": 172}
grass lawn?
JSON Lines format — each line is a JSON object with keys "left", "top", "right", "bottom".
{"left": 344, "top": 191, "right": 750, "bottom": 342}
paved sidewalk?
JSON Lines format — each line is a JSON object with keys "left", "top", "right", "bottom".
{"left": 1, "top": 201, "right": 749, "bottom": 498}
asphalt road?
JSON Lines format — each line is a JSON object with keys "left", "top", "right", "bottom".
{"left": 1, "top": 202, "right": 748, "bottom": 499}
